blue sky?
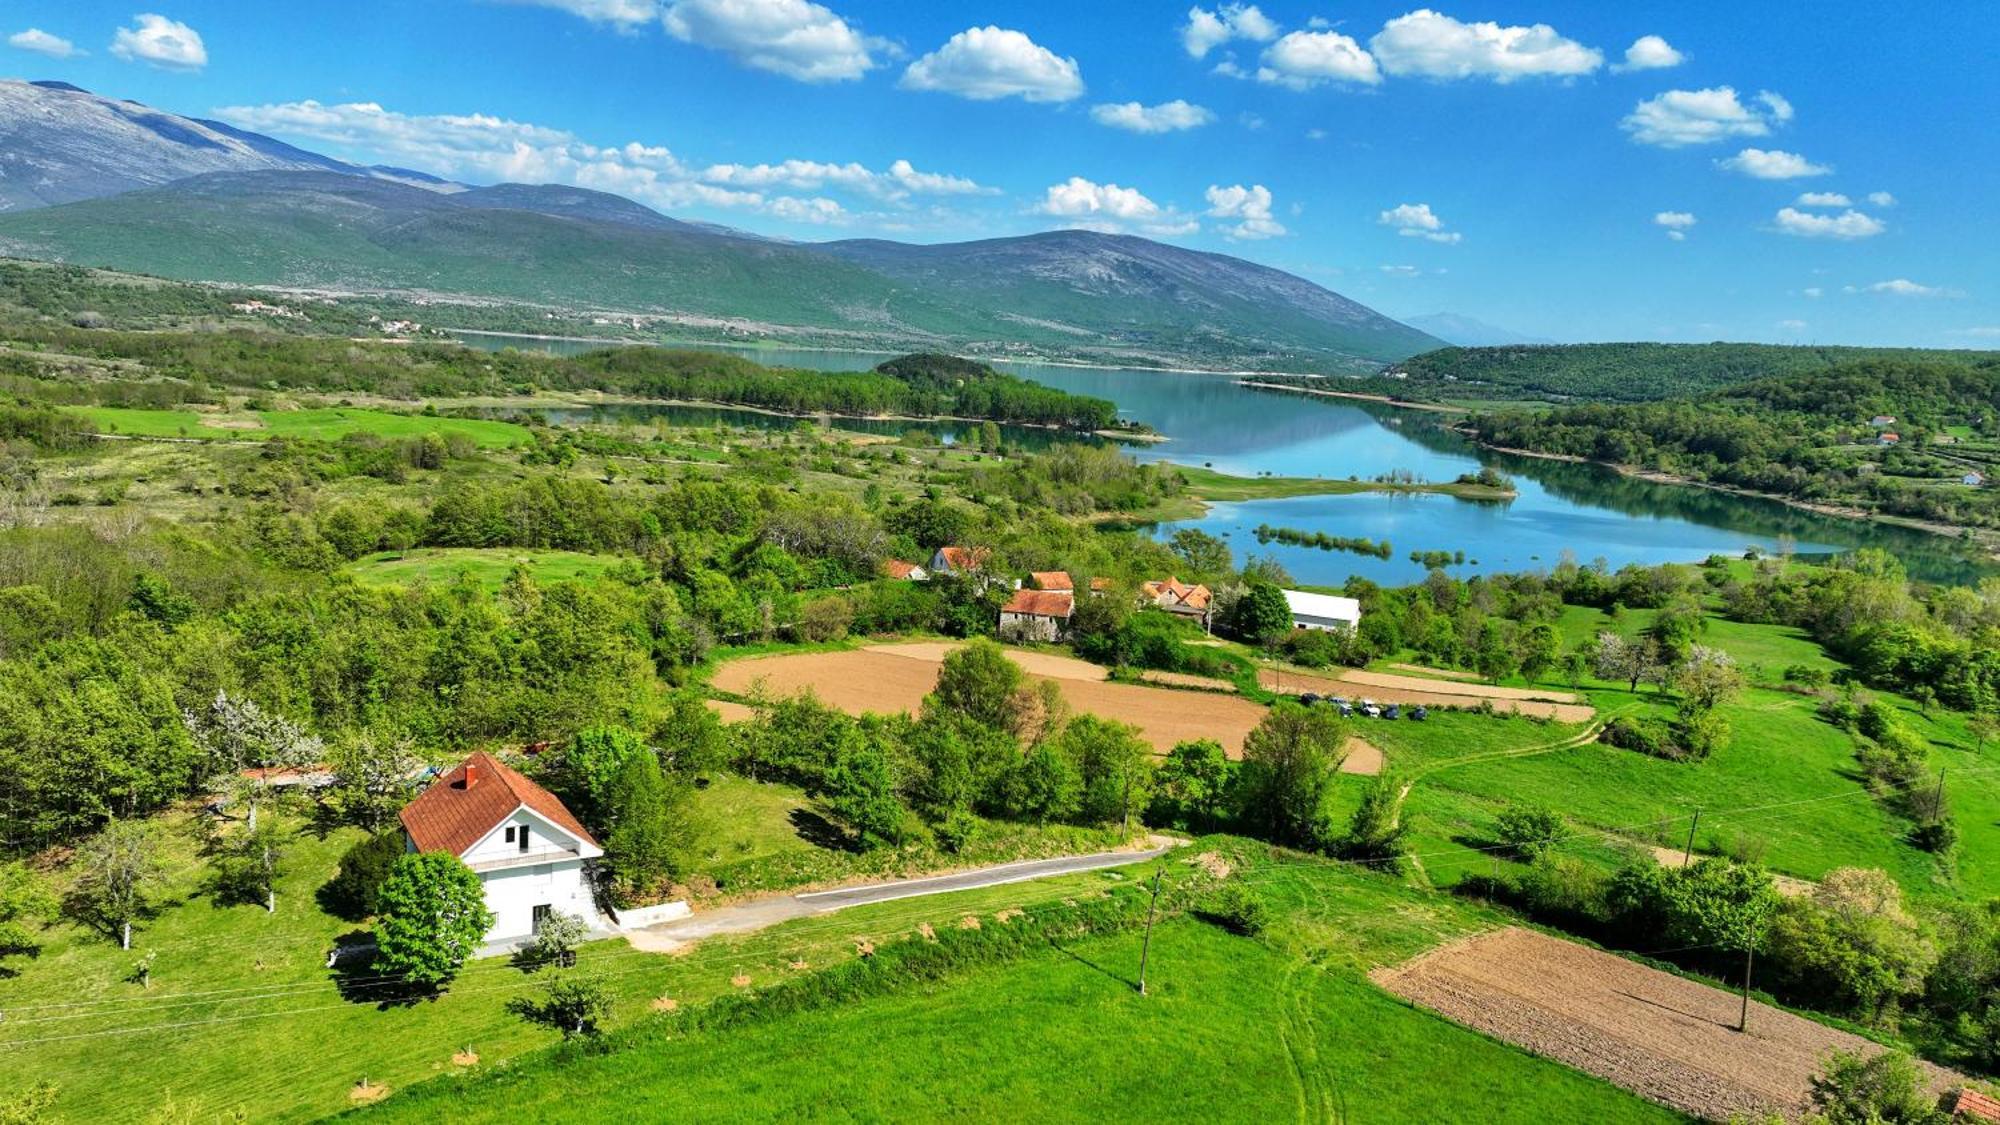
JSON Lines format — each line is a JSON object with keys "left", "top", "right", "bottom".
{"left": 6, "top": 2, "right": 1995, "bottom": 347}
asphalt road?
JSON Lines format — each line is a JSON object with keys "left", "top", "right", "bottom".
{"left": 624, "top": 844, "right": 1171, "bottom": 948}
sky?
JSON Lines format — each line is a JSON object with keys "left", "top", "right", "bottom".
{"left": 5, "top": 1, "right": 1996, "bottom": 348}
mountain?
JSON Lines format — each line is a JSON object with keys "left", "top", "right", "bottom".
{"left": 1401, "top": 312, "right": 1554, "bottom": 347}
{"left": 0, "top": 79, "right": 449, "bottom": 213}
{"left": 0, "top": 78, "right": 1442, "bottom": 371}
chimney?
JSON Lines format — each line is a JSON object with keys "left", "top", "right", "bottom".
{"left": 463, "top": 761, "right": 478, "bottom": 789}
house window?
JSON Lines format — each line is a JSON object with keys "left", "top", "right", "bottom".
{"left": 518, "top": 824, "right": 530, "bottom": 852}
{"left": 532, "top": 904, "right": 552, "bottom": 933}
{"left": 504, "top": 826, "right": 516, "bottom": 844}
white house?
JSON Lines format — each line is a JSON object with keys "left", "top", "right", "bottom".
{"left": 398, "top": 752, "right": 603, "bottom": 946}
{"left": 1282, "top": 589, "right": 1362, "bottom": 632}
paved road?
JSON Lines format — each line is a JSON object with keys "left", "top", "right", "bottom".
{"left": 625, "top": 845, "right": 1171, "bottom": 949}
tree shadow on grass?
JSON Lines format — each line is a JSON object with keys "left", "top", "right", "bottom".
{"left": 789, "top": 807, "right": 862, "bottom": 854}
{"left": 328, "top": 930, "right": 432, "bottom": 1009}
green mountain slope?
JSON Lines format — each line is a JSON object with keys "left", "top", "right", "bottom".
{"left": 0, "top": 171, "right": 1438, "bottom": 372}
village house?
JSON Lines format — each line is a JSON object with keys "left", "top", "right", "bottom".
{"left": 998, "top": 588, "right": 1074, "bottom": 643}
{"left": 399, "top": 752, "right": 604, "bottom": 947}
{"left": 1966, "top": 471, "right": 1987, "bottom": 487}
{"left": 1140, "top": 577, "right": 1213, "bottom": 630}
{"left": 881, "top": 559, "right": 928, "bottom": 581}
{"left": 928, "top": 545, "right": 990, "bottom": 578}
{"left": 1029, "top": 570, "right": 1073, "bottom": 592}
{"left": 1282, "top": 589, "right": 1362, "bottom": 632}
{"left": 1877, "top": 432, "right": 1901, "bottom": 447}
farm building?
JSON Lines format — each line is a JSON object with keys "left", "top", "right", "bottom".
{"left": 998, "top": 588, "right": 1074, "bottom": 643}
{"left": 1878, "top": 432, "right": 1901, "bottom": 446}
{"left": 1870, "top": 414, "right": 1897, "bottom": 428}
{"left": 1283, "top": 589, "right": 1362, "bottom": 632}
{"left": 881, "top": 559, "right": 927, "bottom": 581}
{"left": 399, "top": 752, "right": 604, "bottom": 946}
{"left": 1141, "top": 577, "right": 1213, "bottom": 628}
{"left": 1029, "top": 570, "right": 1074, "bottom": 592}
{"left": 928, "top": 545, "right": 989, "bottom": 576}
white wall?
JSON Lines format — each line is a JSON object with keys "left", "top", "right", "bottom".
{"left": 462, "top": 807, "right": 593, "bottom": 866}
{"left": 1292, "top": 614, "right": 1357, "bottom": 633}
{"left": 999, "top": 612, "right": 1062, "bottom": 643}
{"left": 480, "top": 859, "right": 600, "bottom": 942}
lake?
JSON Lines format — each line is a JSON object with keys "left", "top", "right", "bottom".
{"left": 450, "top": 332, "right": 1989, "bottom": 586}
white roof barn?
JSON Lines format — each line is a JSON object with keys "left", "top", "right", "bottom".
{"left": 1282, "top": 589, "right": 1362, "bottom": 632}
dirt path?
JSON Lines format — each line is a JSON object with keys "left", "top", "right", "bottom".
{"left": 1340, "top": 737, "right": 1384, "bottom": 776}
{"left": 1650, "top": 846, "right": 1817, "bottom": 898}
{"left": 1385, "top": 662, "right": 1484, "bottom": 682}
{"left": 714, "top": 649, "right": 1269, "bottom": 756}
{"left": 1338, "top": 668, "right": 1584, "bottom": 704}
{"left": 1259, "top": 668, "right": 1595, "bottom": 723}
{"left": 864, "top": 641, "right": 1109, "bottom": 682}
{"left": 1374, "top": 927, "right": 1965, "bottom": 1122}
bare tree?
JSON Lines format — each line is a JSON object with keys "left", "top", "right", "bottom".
{"left": 69, "top": 819, "right": 166, "bottom": 949}
{"left": 183, "top": 691, "right": 324, "bottom": 831}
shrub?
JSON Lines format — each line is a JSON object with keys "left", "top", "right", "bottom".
{"left": 320, "top": 830, "right": 405, "bottom": 921}
{"left": 1513, "top": 855, "right": 1610, "bottom": 926}
{"left": 1808, "top": 1049, "right": 1949, "bottom": 1125}
{"left": 1493, "top": 804, "right": 1565, "bottom": 861}
{"left": 1197, "top": 882, "right": 1269, "bottom": 937}
{"left": 934, "top": 809, "right": 979, "bottom": 854}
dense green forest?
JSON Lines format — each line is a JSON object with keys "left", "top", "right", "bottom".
{"left": 1467, "top": 357, "right": 2000, "bottom": 529}
{"left": 1390, "top": 342, "right": 2000, "bottom": 404}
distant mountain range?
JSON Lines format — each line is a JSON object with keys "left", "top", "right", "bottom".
{"left": 0, "top": 79, "right": 1442, "bottom": 371}
{"left": 1401, "top": 312, "right": 1554, "bottom": 348}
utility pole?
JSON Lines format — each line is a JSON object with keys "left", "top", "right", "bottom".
{"left": 1932, "top": 768, "right": 1948, "bottom": 821}
{"left": 1136, "top": 863, "right": 1165, "bottom": 996}
{"left": 1737, "top": 942, "right": 1755, "bottom": 1033}
{"left": 1682, "top": 807, "right": 1702, "bottom": 867}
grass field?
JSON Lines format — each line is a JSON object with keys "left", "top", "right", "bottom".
{"left": 345, "top": 548, "right": 624, "bottom": 590}
{"left": 73, "top": 405, "right": 530, "bottom": 447}
{"left": 360, "top": 847, "right": 1681, "bottom": 1124}
{"left": 1139, "top": 463, "right": 1516, "bottom": 519}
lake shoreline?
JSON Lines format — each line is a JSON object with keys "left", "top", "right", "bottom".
{"left": 1236, "top": 379, "right": 1467, "bottom": 415}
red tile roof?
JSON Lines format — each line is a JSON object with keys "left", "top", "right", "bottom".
{"left": 934, "top": 546, "right": 988, "bottom": 572}
{"left": 1088, "top": 577, "right": 1114, "bottom": 592}
{"left": 1956, "top": 1088, "right": 2000, "bottom": 1123}
{"left": 1142, "top": 577, "right": 1212, "bottom": 611}
{"left": 1001, "top": 589, "right": 1075, "bottom": 618}
{"left": 399, "top": 751, "right": 598, "bottom": 857}
{"left": 1030, "top": 570, "right": 1074, "bottom": 591}
{"left": 882, "top": 559, "right": 923, "bottom": 579}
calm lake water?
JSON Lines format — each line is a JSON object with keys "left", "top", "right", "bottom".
{"left": 451, "top": 332, "right": 1990, "bottom": 586}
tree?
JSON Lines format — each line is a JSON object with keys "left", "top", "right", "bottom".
{"left": 1765, "top": 868, "right": 1937, "bottom": 1020}
{"left": 1493, "top": 804, "right": 1565, "bottom": 862}
{"left": 0, "top": 861, "right": 55, "bottom": 975}
{"left": 1808, "top": 1050, "right": 1950, "bottom": 1125}
{"left": 1341, "top": 773, "right": 1409, "bottom": 867}
{"left": 216, "top": 819, "right": 291, "bottom": 913}
{"left": 325, "top": 732, "right": 423, "bottom": 830}
{"left": 1168, "top": 528, "right": 1233, "bottom": 579}
{"left": 509, "top": 969, "right": 613, "bottom": 1039}
{"left": 1673, "top": 645, "right": 1745, "bottom": 714}
{"left": 1223, "top": 582, "right": 1292, "bottom": 646}
{"left": 182, "top": 690, "right": 324, "bottom": 832}
{"left": 821, "top": 729, "right": 905, "bottom": 848}
{"left": 67, "top": 819, "right": 165, "bottom": 949}
{"left": 1474, "top": 619, "right": 1518, "bottom": 684}
{"left": 1969, "top": 710, "right": 2000, "bottom": 754}
{"left": 543, "top": 726, "right": 652, "bottom": 834}
{"left": 532, "top": 911, "right": 590, "bottom": 968}
{"left": 604, "top": 750, "right": 697, "bottom": 892}
{"left": 1517, "top": 623, "right": 1563, "bottom": 685}
{"left": 1055, "top": 716, "right": 1155, "bottom": 830}
{"left": 321, "top": 829, "right": 407, "bottom": 921}
{"left": 1237, "top": 702, "right": 1347, "bottom": 850}
{"left": 1151, "top": 739, "right": 1232, "bottom": 832}
{"left": 925, "top": 638, "right": 1025, "bottom": 734}
{"left": 373, "top": 853, "right": 493, "bottom": 989}
{"left": 1594, "top": 631, "right": 1661, "bottom": 693}
{"left": 1002, "top": 740, "right": 1081, "bottom": 824}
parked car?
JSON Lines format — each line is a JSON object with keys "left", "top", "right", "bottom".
{"left": 1410, "top": 706, "right": 1429, "bottom": 721}
{"left": 1360, "top": 699, "right": 1382, "bottom": 718}
{"left": 1384, "top": 704, "right": 1401, "bottom": 720}
{"left": 1299, "top": 692, "right": 1321, "bottom": 706}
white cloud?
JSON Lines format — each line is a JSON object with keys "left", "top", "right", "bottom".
{"left": 1368, "top": 10, "right": 1600, "bottom": 82}
{"left": 1778, "top": 319, "right": 1807, "bottom": 331}
{"left": 8, "top": 27, "right": 83, "bottom": 58}
{"left": 1719, "top": 148, "right": 1830, "bottom": 179}
{"left": 1621, "top": 87, "right": 1791, "bottom": 148}
{"left": 507, "top": 0, "right": 661, "bottom": 27}
{"left": 661, "top": 0, "right": 882, "bottom": 82}
{"left": 1858, "top": 278, "right": 1961, "bottom": 298}
{"left": 901, "top": 26, "right": 1082, "bottom": 103}
{"left": 1803, "top": 287, "right": 1824, "bottom": 298}
{"left": 1034, "top": 176, "right": 1194, "bottom": 236}
{"left": 1379, "top": 201, "right": 1460, "bottom": 243}
{"left": 210, "top": 98, "right": 985, "bottom": 227}
{"left": 1793, "top": 191, "right": 1850, "bottom": 207}
{"left": 1613, "top": 34, "right": 1682, "bottom": 72}
{"left": 1205, "top": 183, "right": 1286, "bottom": 239}
{"left": 1653, "top": 211, "right": 1696, "bottom": 240}
{"left": 1867, "top": 190, "right": 1897, "bottom": 207}
{"left": 1952, "top": 326, "right": 2000, "bottom": 338}
{"left": 1182, "top": 4, "right": 1278, "bottom": 58}
{"left": 1380, "top": 264, "right": 1422, "bottom": 277}
{"left": 109, "top": 13, "right": 206, "bottom": 71}
{"left": 1089, "top": 100, "right": 1214, "bottom": 134}
{"left": 1256, "top": 29, "right": 1380, "bottom": 89}
{"left": 1772, "top": 207, "right": 1884, "bottom": 240}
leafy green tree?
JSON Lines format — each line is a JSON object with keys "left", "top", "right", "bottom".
{"left": 1765, "top": 868, "right": 1937, "bottom": 1020}
{"left": 604, "top": 749, "right": 697, "bottom": 892}
{"left": 532, "top": 911, "right": 590, "bottom": 968}
{"left": 1150, "top": 739, "right": 1232, "bottom": 832}
{"left": 1056, "top": 716, "right": 1155, "bottom": 830}
{"left": 924, "top": 638, "right": 1025, "bottom": 734}
{"left": 1002, "top": 741, "right": 1081, "bottom": 824}
{"left": 66, "top": 818, "right": 166, "bottom": 949}
{"left": 509, "top": 969, "right": 613, "bottom": 1039}
{"left": 1474, "top": 619, "right": 1518, "bottom": 684}
{"left": 1236, "top": 702, "right": 1346, "bottom": 850}
{"left": 1223, "top": 582, "right": 1293, "bottom": 646}
{"left": 374, "top": 853, "right": 493, "bottom": 989}
{"left": 544, "top": 726, "right": 650, "bottom": 834}
{"left": 1168, "top": 528, "right": 1233, "bottom": 579}
{"left": 1673, "top": 645, "right": 1745, "bottom": 713}
{"left": 0, "top": 862, "right": 56, "bottom": 975}
{"left": 321, "top": 830, "right": 407, "bottom": 921}
{"left": 822, "top": 729, "right": 906, "bottom": 848}
{"left": 1608, "top": 857, "right": 1777, "bottom": 959}
{"left": 1517, "top": 623, "right": 1563, "bottom": 684}
{"left": 1808, "top": 1050, "right": 1950, "bottom": 1125}
{"left": 325, "top": 732, "right": 423, "bottom": 830}
{"left": 1493, "top": 804, "right": 1565, "bottom": 862}
{"left": 1340, "top": 773, "right": 1409, "bottom": 867}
